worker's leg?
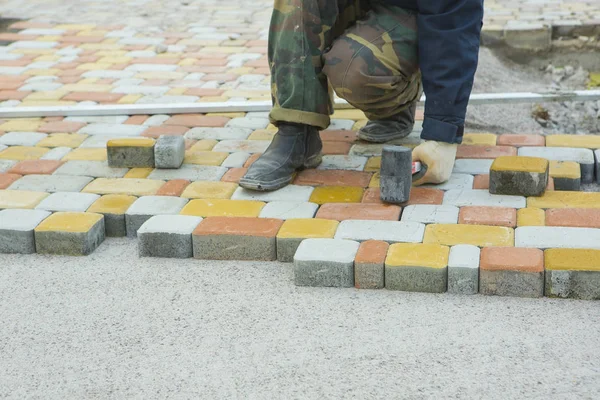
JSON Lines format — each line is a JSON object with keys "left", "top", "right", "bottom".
{"left": 323, "top": 1, "right": 421, "bottom": 142}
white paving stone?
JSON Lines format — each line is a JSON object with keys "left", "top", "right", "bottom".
{"left": 40, "top": 147, "right": 72, "bottom": 161}
{"left": 78, "top": 124, "right": 145, "bottom": 137}
{"left": 119, "top": 38, "right": 165, "bottom": 46}
{"left": 143, "top": 115, "right": 170, "bottom": 126}
{"left": 294, "top": 238, "right": 360, "bottom": 264}
{"left": 54, "top": 161, "right": 129, "bottom": 178}
{"left": 66, "top": 116, "right": 128, "bottom": 124}
{"left": 0, "top": 67, "right": 26, "bottom": 75}
{"left": 136, "top": 95, "right": 199, "bottom": 104}
{"left": 453, "top": 159, "right": 494, "bottom": 175}
{"left": 0, "top": 53, "right": 23, "bottom": 61}
{"left": 82, "top": 70, "right": 136, "bottom": 79}
{"left": 35, "top": 192, "right": 100, "bottom": 212}
{"left": 231, "top": 185, "right": 314, "bottom": 202}
{"left": 334, "top": 220, "right": 425, "bottom": 243}
{"left": 518, "top": 146, "right": 595, "bottom": 164}
{"left": 20, "top": 29, "right": 66, "bottom": 35}
{"left": 447, "top": 244, "right": 480, "bottom": 295}
{"left": 259, "top": 202, "right": 319, "bottom": 220}
{"left": 79, "top": 136, "right": 149, "bottom": 148}
{"left": 0, "top": 160, "right": 17, "bottom": 172}
{"left": 443, "top": 189, "right": 526, "bottom": 208}
{"left": 515, "top": 227, "right": 600, "bottom": 250}
{"left": 185, "top": 127, "right": 252, "bottom": 141}
{"left": 9, "top": 41, "right": 57, "bottom": 49}
{"left": 127, "top": 196, "right": 189, "bottom": 216}
{"left": 327, "top": 119, "right": 355, "bottom": 131}
{"left": 111, "top": 85, "right": 170, "bottom": 95}
{"left": 401, "top": 205, "right": 460, "bottom": 224}
{"left": 0, "top": 132, "right": 47, "bottom": 146}
{"left": 19, "top": 82, "right": 63, "bottom": 91}
{"left": 212, "top": 140, "right": 271, "bottom": 153}
{"left": 221, "top": 152, "right": 251, "bottom": 168}
{"left": 138, "top": 215, "right": 202, "bottom": 235}
{"left": 225, "top": 117, "right": 270, "bottom": 130}
{"left": 125, "top": 63, "right": 177, "bottom": 72}
{"left": 147, "top": 165, "right": 227, "bottom": 181}
{"left": 126, "top": 50, "right": 157, "bottom": 58}
{"left": 424, "top": 173, "right": 474, "bottom": 191}
{"left": 317, "top": 155, "right": 367, "bottom": 171}
{"left": 448, "top": 245, "right": 481, "bottom": 269}
{"left": 9, "top": 175, "right": 93, "bottom": 193}
{"left": 0, "top": 209, "right": 52, "bottom": 254}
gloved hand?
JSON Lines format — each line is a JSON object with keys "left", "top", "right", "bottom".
{"left": 412, "top": 140, "right": 458, "bottom": 186}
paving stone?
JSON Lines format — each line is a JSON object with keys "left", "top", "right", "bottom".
{"left": 154, "top": 135, "right": 185, "bottom": 169}
{"left": 259, "top": 202, "right": 319, "bottom": 220}
{"left": 528, "top": 191, "right": 600, "bottom": 209}
{"left": 294, "top": 238, "right": 360, "bottom": 288}
{"left": 400, "top": 205, "right": 459, "bottom": 224}
{"left": 334, "top": 220, "right": 425, "bottom": 243}
{"left": 180, "top": 199, "right": 265, "bottom": 218}
{"left": 156, "top": 180, "right": 190, "bottom": 197}
{"left": 424, "top": 224, "right": 514, "bottom": 247}
{"left": 448, "top": 245, "right": 480, "bottom": 295}
{"left": 138, "top": 215, "right": 203, "bottom": 258}
{"left": 107, "top": 138, "right": 155, "bottom": 168}
{"left": 183, "top": 150, "right": 230, "bottom": 166}
{"left": 518, "top": 146, "right": 594, "bottom": 183}
{"left": 423, "top": 174, "right": 474, "bottom": 191}
{"left": 37, "top": 133, "right": 88, "bottom": 148}
{"left": 516, "top": 226, "right": 600, "bottom": 249}
{"left": 385, "top": 243, "right": 449, "bottom": 293}
{"left": 550, "top": 161, "right": 581, "bottom": 191}
{"left": 231, "top": 185, "right": 314, "bottom": 203}
{"left": 497, "top": 134, "right": 545, "bottom": 147}
{"left": 82, "top": 178, "right": 165, "bottom": 196}
{"left": 459, "top": 206, "right": 517, "bottom": 227}
{"left": 87, "top": 194, "right": 137, "bottom": 237}
{"left": 546, "top": 134, "right": 600, "bottom": 149}
{"left": 546, "top": 209, "right": 600, "bottom": 229}
{"left": 0, "top": 190, "right": 49, "bottom": 209}
{"left": 62, "top": 148, "right": 107, "bottom": 162}
{"left": 0, "top": 132, "right": 47, "bottom": 146}
{"left": 8, "top": 174, "right": 93, "bottom": 193}
{"left": 0, "top": 209, "right": 51, "bottom": 254}
{"left": 184, "top": 127, "right": 252, "bottom": 140}
{"left": 453, "top": 159, "right": 494, "bottom": 175}
{"left": 78, "top": 123, "right": 146, "bottom": 137}
{"left": 309, "top": 186, "right": 364, "bottom": 205}
{"left": 147, "top": 164, "right": 227, "bottom": 181}
{"left": 443, "top": 189, "right": 526, "bottom": 209}
{"left": 125, "top": 195, "right": 189, "bottom": 237}
{"left": 181, "top": 181, "right": 238, "bottom": 199}
{"left": 50, "top": 155, "right": 122, "bottom": 173}
{"left": 489, "top": 156, "right": 549, "bottom": 196}
{"left": 193, "top": 217, "right": 283, "bottom": 261}
{"left": 315, "top": 203, "right": 401, "bottom": 221}
{"left": 317, "top": 155, "right": 367, "bottom": 171}
{"left": 8, "top": 160, "right": 63, "bottom": 175}
{"left": 34, "top": 212, "right": 105, "bottom": 256}
{"left": 0, "top": 173, "right": 21, "bottom": 189}
{"left": 544, "top": 249, "right": 600, "bottom": 300}
{"left": 212, "top": 140, "right": 271, "bottom": 153}
{"left": 480, "top": 247, "right": 544, "bottom": 298}
{"left": 222, "top": 152, "right": 251, "bottom": 168}
{"left": 35, "top": 192, "right": 100, "bottom": 212}
{"left": 0, "top": 119, "right": 42, "bottom": 132}
{"left": 0, "top": 160, "right": 19, "bottom": 173}
{"left": 225, "top": 117, "right": 269, "bottom": 130}
{"left": 354, "top": 240, "right": 389, "bottom": 289}
{"left": 327, "top": 119, "right": 355, "bottom": 131}
{"left": 462, "top": 133, "right": 497, "bottom": 146}
{"left": 143, "top": 115, "right": 170, "bottom": 126}
{"left": 456, "top": 145, "right": 516, "bottom": 159}
{"left": 66, "top": 116, "right": 129, "bottom": 124}
{"left": 517, "top": 208, "right": 545, "bottom": 226}
{"left": 276, "top": 218, "right": 340, "bottom": 262}
{"left": 295, "top": 169, "right": 372, "bottom": 187}
{"left": 80, "top": 136, "right": 150, "bottom": 148}
{"left": 0, "top": 146, "right": 49, "bottom": 161}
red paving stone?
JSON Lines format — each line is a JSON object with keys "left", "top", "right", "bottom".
{"left": 480, "top": 247, "right": 544, "bottom": 272}
{"left": 322, "top": 141, "right": 352, "bottom": 155}
{"left": 194, "top": 217, "right": 283, "bottom": 237}
{"left": 142, "top": 125, "right": 190, "bottom": 138}
{"left": 221, "top": 168, "right": 247, "bottom": 183}
{"left": 38, "top": 121, "right": 86, "bottom": 134}
{"left": 456, "top": 145, "right": 517, "bottom": 159}
{"left": 124, "top": 115, "right": 150, "bottom": 125}
{"left": 8, "top": 160, "right": 63, "bottom": 175}
{"left": 355, "top": 240, "right": 389, "bottom": 265}
{"left": 361, "top": 187, "right": 444, "bottom": 205}
{"left": 315, "top": 203, "right": 402, "bottom": 221}
{"left": 0, "top": 91, "right": 31, "bottom": 101}
{"left": 156, "top": 180, "right": 191, "bottom": 196}
{"left": 545, "top": 209, "right": 600, "bottom": 228}
{"left": 164, "top": 114, "right": 230, "bottom": 127}
{"left": 62, "top": 92, "right": 125, "bottom": 102}
{"left": 295, "top": 169, "right": 372, "bottom": 187}
{"left": 0, "top": 173, "right": 22, "bottom": 189}
{"left": 0, "top": 81, "right": 24, "bottom": 90}
{"left": 458, "top": 206, "right": 517, "bottom": 227}
{"left": 497, "top": 134, "right": 545, "bottom": 147}
{"left": 243, "top": 153, "right": 261, "bottom": 168}
{"left": 320, "top": 130, "right": 358, "bottom": 143}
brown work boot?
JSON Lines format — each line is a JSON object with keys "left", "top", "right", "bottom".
{"left": 357, "top": 102, "right": 416, "bottom": 143}
{"left": 239, "top": 123, "right": 322, "bottom": 192}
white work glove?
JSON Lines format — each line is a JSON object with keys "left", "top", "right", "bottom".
{"left": 412, "top": 140, "right": 458, "bottom": 186}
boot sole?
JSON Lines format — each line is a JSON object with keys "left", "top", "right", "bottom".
{"left": 238, "top": 153, "right": 323, "bottom": 192}
{"left": 357, "top": 129, "right": 414, "bottom": 143}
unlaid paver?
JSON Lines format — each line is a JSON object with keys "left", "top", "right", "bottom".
{"left": 180, "top": 199, "right": 265, "bottom": 218}
{"left": 107, "top": 138, "right": 155, "bottom": 168}
{"left": 549, "top": 161, "right": 581, "bottom": 191}
{"left": 138, "top": 215, "right": 203, "bottom": 258}
{"left": 35, "top": 192, "right": 100, "bottom": 212}
{"left": 424, "top": 224, "right": 514, "bottom": 247}
{"left": 354, "top": 240, "right": 389, "bottom": 289}
{"left": 0, "top": 209, "right": 51, "bottom": 254}
{"left": 147, "top": 164, "right": 227, "bottom": 181}
{"left": 193, "top": 216, "right": 283, "bottom": 261}
{"left": 9, "top": 174, "right": 93, "bottom": 193}
{"left": 480, "top": 247, "right": 544, "bottom": 298}
{"left": 385, "top": 243, "right": 449, "bottom": 293}
{"left": 87, "top": 194, "right": 137, "bottom": 237}
{"left": 231, "top": 185, "right": 314, "bottom": 203}
{"left": 448, "top": 245, "right": 480, "bottom": 295}
{"left": 154, "top": 135, "right": 185, "bottom": 169}
{"left": 515, "top": 226, "right": 600, "bottom": 249}
{"left": 294, "top": 238, "right": 360, "bottom": 288}
{"left": 276, "top": 218, "right": 339, "bottom": 262}
{"left": 334, "top": 220, "right": 425, "bottom": 243}
{"left": 489, "top": 156, "right": 549, "bottom": 197}
{"left": 544, "top": 249, "right": 600, "bottom": 300}
{"left": 401, "top": 205, "right": 459, "bottom": 224}
{"left": 518, "top": 146, "right": 594, "bottom": 183}
{"left": 443, "top": 189, "right": 526, "bottom": 209}
{"left": 34, "top": 212, "right": 105, "bottom": 256}
{"left": 125, "top": 195, "right": 188, "bottom": 237}
{"left": 258, "top": 201, "right": 319, "bottom": 220}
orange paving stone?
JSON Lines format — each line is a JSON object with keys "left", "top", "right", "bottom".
{"left": 497, "top": 134, "right": 545, "bottom": 147}
{"left": 124, "top": 115, "right": 150, "bottom": 125}
{"left": 355, "top": 240, "right": 389, "bottom": 265}
{"left": 156, "top": 180, "right": 191, "bottom": 197}
{"left": 545, "top": 209, "right": 600, "bottom": 229}
{"left": 8, "top": 160, "right": 63, "bottom": 175}
{"left": 294, "top": 169, "right": 372, "bottom": 187}
{"left": 221, "top": 168, "right": 247, "bottom": 183}
{"left": 320, "top": 130, "right": 358, "bottom": 143}
{"left": 142, "top": 125, "right": 190, "bottom": 138}
{"left": 456, "top": 145, "right": 517, "bottom": 159}
{"left": 0, "top": 81, "right": 24, "bottom": 90}
{"left": 0, "top": 91, "right": 31, "bottom": 101}
{"left": 458, "top": 206, "right": 517, "bottom": 227}
{"left": 480, "top": 247, "right": 544, "bottom": 272}
{"left": 243, "top": 153, "right": 261, "bottom": 168}
{"left": 194, "top": 216, "right": 283, "bottom": 237}
{"left": 38, "top": 121, "right": 86, "bottom": 134}
{"left": 322, "top": 141, "right": 352, "bottom": 155}
{"left": 315, "top": 203, "right": 402, "bottom": 221}
{"left": 0, "top": 173, "right": 22, "bottom": 189}
{"left": 164, "top": 115, "right": 230, "bottom": 127}
{"left": 184, "top": 88, "right": 225, "bottom": 97}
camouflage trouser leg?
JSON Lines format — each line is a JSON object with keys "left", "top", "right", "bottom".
{"left": 268, "top": 0, "right": 420, "bottom": 130}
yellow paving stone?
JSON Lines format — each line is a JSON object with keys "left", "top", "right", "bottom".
{"left": 353, "top": 120, "right": 368, "bottom": 130}
{"left": 80, "top": 43, "right": 123, "bottom": 50}
{"left": 23, "top": 68, "right": 61, "bottom": 76}
{"left": 197, "top": 96, "right": 230, "bottom": 103}
{"left": 77, "top": 78, "right": 100, "bottom": 84}
{"left": 135, "top": 71, "right": 186, "bottom": 80}
{"left": 0, "top": 190, "right": 49, "bottom": 209}
{"left": 88, "top": 194, "right": 137, "bottom": 215}
{"left": 517, "top": 208, "right": 545, "bottom": 226}
{"left": 102, "top": 38, "right": 119, "bottom": 44}
{"left": 0, "top": 119, "right": 42, "bottom": 132}
{"left": 94, "top": 50, "right": 127, "bottom": 57}
{"left": 76, "top": 63, "right": 114, "bottom": 71}
{"left": 12, "top": 49, "right": 55, "bottom": 55}
{"left": 23, "top": 90, "right": 68, "bottom": 101}
{"left": 107, "top": 138, "right": 155, "bottom": 148}
{"left": 206, "top": 112, "right": 246, "bottom": 119}
{"left": 118, "top": 94, "right": 143, "bottom": 104}
{"left": 62, "top": 148, "right": 107, "bottom": 161}
{"left": 77, "top": 30, "right": 108, "bottom": 36}
{"left": 546, "top": 135, "right": 600, "bottom": 149}
{"left": 309, "top": 186, "right": 364, "bottom": 205}
{"left": 528, "top": 191, "right": 600, "bottom": 209}
{"left": 184, "top": 151, "right": 228, "bottom": 166}
{"left": 386, "top": 243, "right": 450, "bottom": 268}
{"left": 177, "top": 39, "right": 223, "bottom": 47}
{"left": 491, "top": 156, "right": 548, "bottom": 173}
{"left": 166, "top": 88, "right": 187, "bottom": 95}
{"left": 266, "top": 124, "right": 278, "bottom": 132}
{"left": 36, "top": 36, "right": 61, "bottom": 42}
{"left": 19, "top": 101, "right": 77, "bottom": 107}
{"left": 0, "top": 146, "right": 49, "bottom": 160}
{"left": 545, "top": 249, "right": 600, "bottom": 271}
{"left": 228, "top": 67, "right": 254, "bottom": 75}
{"left": 35, "top": 212, "right": 103, "bottom": 233}
{"left": 369, "top": 172, "right": 380, "bottom": 188}
{"left": 462, "top": 133, "right": 497, "bottom": 146}
{"left": 198, "top": 46, "right": 247, "bottom": 54}
{"left": 549, "top": 160, "right": 581, "bottom": 179}
{"left": 55, "top": 23, "right": 97, "bottom": 30}
{"left": 277, "top": 219, "right": 339, "bottom": 239}
{"left": 124, "top": 168, "right": 153, "bottom": 179}
{"left": 62, "top": 84, "right": 112, "bottom": 93}
{"left": 331, "top": 109, "right": 367, "bottom": 120}
{"left": 248, "top": 130, "right": 275, "bottom": 140}
{"left": 181, "top": 181, "right": 238, "bottom": 199}
{"left": 423, "top": 224, "right": 514, "bottom": 247}
{"left": 180, "top": 199, "right": 265, "bottom": 217}
{"left": 365, "top": 156, "right": 381, "bottom": 172}
{"left": 35, "top": 55, "right": 61, "bottom": 62}
{"left": 178, "top": 58, "right": 197, "bottom": 66}
{"left": 189, "top": 139, "right": 218, "bottom": 152}
{"left": 37, "top": 133, "right": 89, "bottom": 148}
{"left": 82, "top": 178, "right": 165, "bottom": 196}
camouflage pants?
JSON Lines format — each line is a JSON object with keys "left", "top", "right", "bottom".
{"left": 268, "top": 0, "right": 421, "bottom": 130}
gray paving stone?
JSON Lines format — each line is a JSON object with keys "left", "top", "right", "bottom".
{"left": 35, "top": 192, "right": 100, "bottom": 212}
{"left": 490, "top": 167, "right": 549, "bottom": 197}
{"left": 138, "top": 215, "right": 203, "bottom": 258}
{"left": 518, "top": 147, "right": 595, "bottom": 183}
{"left": 212, "top": 140, "right": 271, "bottom": 153}
{"left": 147, "top": 165, "right": 227, "bottom": 181}
{"left": 334, "top": 220, "right": 425, "bottom": 243}
{"left": 34, "top": 213, "right": 105, "bottom": 256}
{"left": 54, "top": 161, "right": 129, "bottom": 178}
{"left": 293, "top": 238, "right": 360, "bottom": 288}
{"left": 231, "top": 185, "right": 314, "bottom": 202}
{"left": 423, "top": 173, "right": 474, "bottom": 191}
{"left": 401, "top": 205, "right": 460, "bottom": 224}
{"left": 515, "top": 226, "right": 600, "bottom": 250}
{"left": 193, "top": 227, "right": 279, "bottom": 262}
{"left": 317, "top": 155, "right": 367, "bottom": 171}
{"left": 154, "top": 136, "right": 185, "bottom": 169}
{"left": 225, "top": 117, "right": 270, "bottom": 130}
{"left": 480, "top": 270, "right": 544, "bottom": 298}
{"left": 40, "top": 147, "right": 71, "bottom": 160}
{"left": 0, "top": 132, "right": 47, "bottom": 146}
{"left": 259, "top": 202, "right": 319, "bottom": 220}
{"left": 222, "top": 152, "right": 251, "bottom": 168}
{"left": 125, "top": 196, "right": 189, "bottom": 237}
{"left": 385, "top": 265, "right": 448, "bottom": 293}
{"left": 0, "top": 209, "right": 51, "bottom": 254}
{"left": 443, "top": 189, "right": 526, "bottom": 208}
{"left": 184, "top": 127, "right": 252, "bottom": 141}
{"left": 107, "top": 141, "right": 155, "bottom": 168}
{"left": 448, "top": 245, "right": 480, "bottom": 295}
{"left": 545, "top": 270, "right": 600, "bottom": 300}
{"left": 78, "top": 123, "right": 146, "bottom": 137}
{"left": 9, "top": 174, "right": 93, "bottom": 193}
{"left": 453, "top": 159, "right": 494, "bottom": 175}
